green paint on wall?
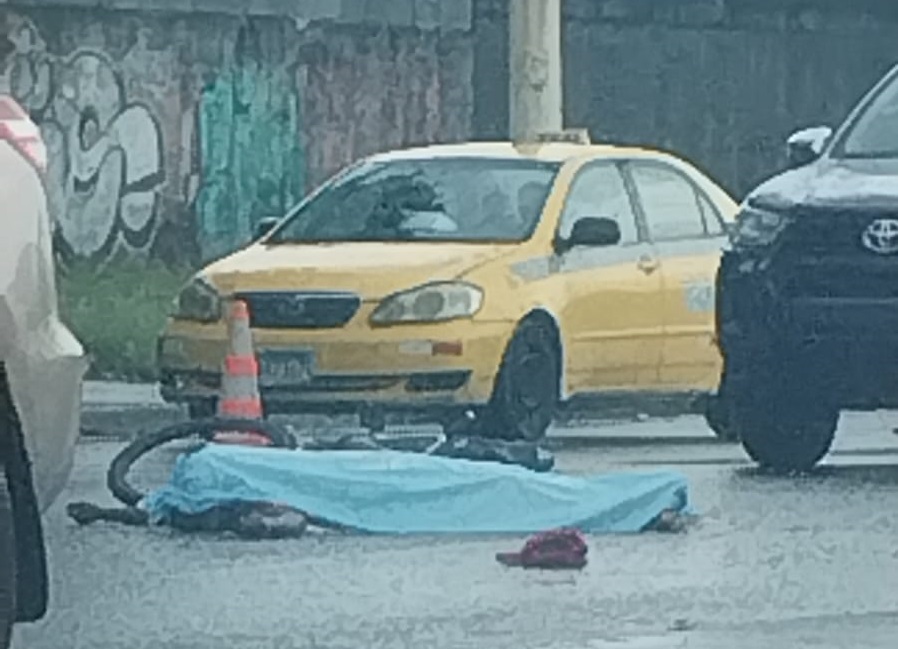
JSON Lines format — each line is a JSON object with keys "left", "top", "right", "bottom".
{"left": 196, "top": 61, "right": 304, "bottom": 262}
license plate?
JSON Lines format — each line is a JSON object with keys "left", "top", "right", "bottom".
{"left": 258, "top": 349, "right": 316, "bottom": 387}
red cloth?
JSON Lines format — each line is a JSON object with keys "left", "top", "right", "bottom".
{"left": 496, "top": 528, "right": 588, "bottom": 570}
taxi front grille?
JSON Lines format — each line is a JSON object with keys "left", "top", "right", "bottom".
{"left": 234, "top": 291, "right": 361, "bottom": 329}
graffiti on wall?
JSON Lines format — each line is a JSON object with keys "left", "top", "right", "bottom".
{"left": 1, "top": 13, "right": 469, "bottom": 266}
{"left": 194, "top": 24, "right": 305, "bottom": 263}
{"left": 5, "top": 18, "right": 164, "bottom": 262}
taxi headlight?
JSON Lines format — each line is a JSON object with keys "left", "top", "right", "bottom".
{"left": 370, "top": 282, "right": 483, "bottom": 325}
{"left": 171, "top": 277, "right": 221, "bottom": 322}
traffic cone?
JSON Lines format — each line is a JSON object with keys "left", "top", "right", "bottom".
{"left": 213, "top": 299, "right": 271, "bottom": 447}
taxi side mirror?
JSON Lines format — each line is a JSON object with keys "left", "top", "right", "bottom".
{"left": 555, "top": 217, "right": 621, "bottom": 254}
{"left": 254, "top": 216, "right": 281, "bottom": 241}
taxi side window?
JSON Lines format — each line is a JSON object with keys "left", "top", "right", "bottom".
{"left": 629, "top": 163, "right": 705, "bottom": 241}
{"left": 558, "top": 164, "right": 639, "bottom": 244}
{"left": 698, "top": 191, "right": 725, "bottom": 236}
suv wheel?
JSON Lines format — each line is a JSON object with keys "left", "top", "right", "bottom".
{"left": 729, "top": 353, "right": 839, "bottom": 472}
{"left": 704, "top": 388, "right": 740, "bottom": 442}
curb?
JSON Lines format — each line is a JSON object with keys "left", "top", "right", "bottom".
{"left": 78, "top": 381, "right": 715, "bottom": 442}
{"left": 78, "top": 404, "right": 720, "bottom": 447}
{"left": 542, "top": 434, "right": 721, "bottom": 450}
{"left": 80, "top": 404, "right": 186, "bottom": 442}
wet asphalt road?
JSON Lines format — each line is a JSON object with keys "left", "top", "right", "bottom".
{"left": 14, "top": 412, "right": 898, "bottom": 649}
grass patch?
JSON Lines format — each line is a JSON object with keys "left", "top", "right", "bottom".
{"left": 58, "top": 260, "right": 194, "bottom": 381}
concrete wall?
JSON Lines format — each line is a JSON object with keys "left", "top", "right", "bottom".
{"left": 473, "top": 0, "right": 898, "bottom": 198}
{"left": 6, "top": 0, "right": 898, "bottom": 267}
{"left": 0, "top": 1, "right": 473, "bottom": 265}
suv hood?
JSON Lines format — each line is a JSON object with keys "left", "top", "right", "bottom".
{"left": 203, "top": 242, "right": 516, "bottom": 299}
{"left": 749, "top": 157, "right": 898, "bottom": 213}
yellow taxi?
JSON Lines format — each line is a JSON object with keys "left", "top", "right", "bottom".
{"left": 157, "top": 131, "right": 738, "bottom": 440}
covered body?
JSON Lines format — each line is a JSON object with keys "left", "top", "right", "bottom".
{"left": 143, "top": 444, "right": 689, "bottom": 535}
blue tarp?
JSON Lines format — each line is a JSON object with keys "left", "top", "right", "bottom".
{"left": 142, "top": 445, "right": 690, "bottom": 535}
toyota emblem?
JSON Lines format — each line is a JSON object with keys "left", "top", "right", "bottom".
{"left": 862, "top": 218, "right": 898, "bottom": 255}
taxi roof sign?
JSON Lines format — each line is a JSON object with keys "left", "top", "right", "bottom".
{"left": 533, "top": 128, "right": 591, "bottom": 145}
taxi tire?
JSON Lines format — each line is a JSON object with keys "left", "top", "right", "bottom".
{"left": 484, "top": 317, "right": 560, "bottom": 442}
{"left": 730, "top": 355, "right": 838, "bottom": 473}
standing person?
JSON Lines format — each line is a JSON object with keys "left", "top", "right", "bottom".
{"left": 0, "top": 34, "right": 21, "bottom": 648}
{"left": 0, "top": 32, "right": 88, "bottom": 648}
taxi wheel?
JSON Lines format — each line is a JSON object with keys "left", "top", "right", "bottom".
{"left": 485, "top": 317, "right": 560, "bottom": 442}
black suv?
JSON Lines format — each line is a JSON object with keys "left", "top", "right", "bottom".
{"left": 710, "top": 63, "right": 898, "bottom": 472}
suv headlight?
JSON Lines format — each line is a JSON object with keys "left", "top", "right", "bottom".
{"left": 172, "top": 277, "right": 221, "bottom": 322}
{"left": 731, "top": 204, "right": 790, "bottom": 248}
{"left": 371, "top": 282, "right": 484, "bottom": 325}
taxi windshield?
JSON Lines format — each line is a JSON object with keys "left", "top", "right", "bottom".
{"left": 268, "top": 157, "right": 561, "bottom": 244}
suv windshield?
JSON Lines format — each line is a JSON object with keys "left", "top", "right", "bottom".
{"left": 268, "top": 157, "right": 561, "bottom": 244}
{"left": 837, "top": 71, "right": 898, "bottom": 158}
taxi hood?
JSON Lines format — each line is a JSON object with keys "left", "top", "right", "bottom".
{"left": 202, "top": 241, "right": 517, "bottom": 299}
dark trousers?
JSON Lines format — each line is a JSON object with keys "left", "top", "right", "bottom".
{"left": 0, "top": 367, "right": 48, "bottom": 626}
{"left": 1, "top": 473, "right": 15, "bottom": 649}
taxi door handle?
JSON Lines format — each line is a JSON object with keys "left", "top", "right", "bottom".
{"left": 636, "top": 254, "right": 660, "bottom": 275}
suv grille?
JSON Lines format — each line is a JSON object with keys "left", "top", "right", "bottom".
{"left": 778, "top": 210, "right": 898, "bottom": 299}
{"left": 235, "top": 291, "right": 361, "bottom": 329}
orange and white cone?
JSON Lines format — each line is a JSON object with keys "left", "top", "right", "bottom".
{"left": 213, "top": 299, "right": 271, "bottom": 447}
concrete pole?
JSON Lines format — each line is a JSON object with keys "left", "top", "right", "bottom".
{"left": 509, "top": 0, "right": 563, "bottom": 142}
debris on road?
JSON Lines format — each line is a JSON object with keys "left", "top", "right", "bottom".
{"left": 304, "top": 429, "right": 556, "bottom": 472}
{"left": 67, "top": 501, "right": 310, "bottom": 540}
{"left": 668, "top": 618, "right": 698, "bottom": 632}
